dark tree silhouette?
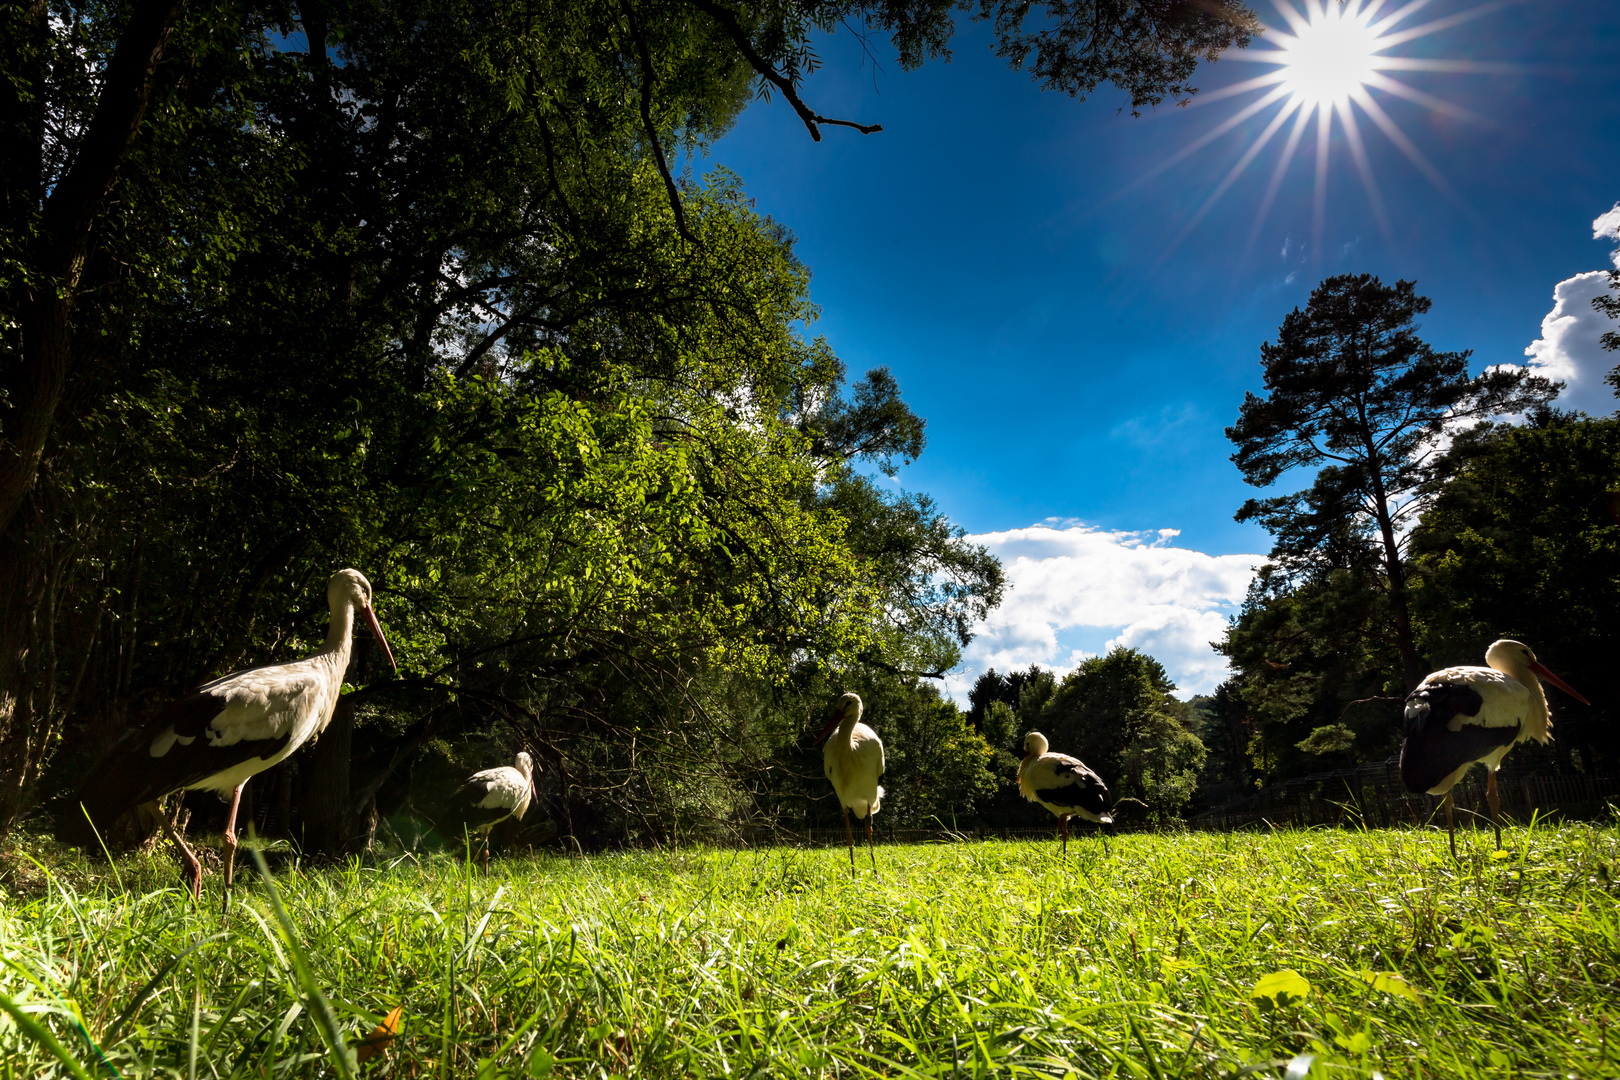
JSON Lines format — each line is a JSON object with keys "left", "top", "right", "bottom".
{"left": 1227, "top": 274, "right": 1558, "bottom": 689}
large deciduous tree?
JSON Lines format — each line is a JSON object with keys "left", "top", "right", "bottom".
{"left": 2, "top": 0, "right": 1256, "bottom": 835}
{"left": 1034, "top": 647, "right": 1205, "bottom": 825}
{"left": 1226, "top": 274, "right": 1558, "bottom": 690}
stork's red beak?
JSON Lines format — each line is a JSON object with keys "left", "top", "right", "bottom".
{"left": 812, "top": 706, "right": 844, "bottom": 747}
{"left": 1529, "top": 661, "right": 1589, "bottom": 706}
{"left": 364, "top": 604, "right": 397, "bottom": 673}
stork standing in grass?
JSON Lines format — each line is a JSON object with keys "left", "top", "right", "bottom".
{"left": 813, "top": 692, "right": 884, "bottom": 876}
{"left": 1018, "top": 731, "right": 1112, "bottom": 856}
{"left": 1401, "top": 639, "right": 1588, "bottom": 857}
{"left": 71, "top": 569, "right": 394, "bottom": 905}
{"left": 439, "top": 751, "right": 538, "bottom": 869}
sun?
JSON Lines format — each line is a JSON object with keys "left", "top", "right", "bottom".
{"left": 1274, "top": 2, "right": 1383, "bottom": 108}
{"left": 1130, "top": 0, "right": 1515, "bottom": 264}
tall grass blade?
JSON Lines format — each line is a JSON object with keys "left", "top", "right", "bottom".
{"left": 0, "top": 989, "right": 96, "bottom": 1080}
{"left": 102, "top": 935, "right": 225, "bottom": 1047}
{"left": 248, "top": 846, "right": 355, "bottom": 1080}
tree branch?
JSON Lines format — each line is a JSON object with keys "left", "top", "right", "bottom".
{"left": 620, "top": 0, "right": 694, "bottom": 243}
{"left": 687, "top": 0, "right": 881, "bottom": 142}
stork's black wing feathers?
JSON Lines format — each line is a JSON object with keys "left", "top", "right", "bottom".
{"left": 1399, "top": 717, "right": 1518, "bottom": 795}
{"left": 1040, "top": 762, "right": 1111, "bottom": 816}
{"left": 434, "top": 777, "right": 514, "bottom": 838}
{"left": 65, "top": 691, "right": 292, "bottom": 842}
{"left": 1403, "top": 681, "right": 1484, "bottom": 737}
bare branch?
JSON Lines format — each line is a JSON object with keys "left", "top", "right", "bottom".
{"left": 687, "top": 0, "right": 881, "bottom": 142}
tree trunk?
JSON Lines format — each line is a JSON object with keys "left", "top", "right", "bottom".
{"left": 300, "top": 696, "right": 357, "bottom": 857}
{"left": 0, "top": 537, "right": 38, "bottom": 831}
{"left": 1364, "top": 458, "right": 1422, "bottom": 691}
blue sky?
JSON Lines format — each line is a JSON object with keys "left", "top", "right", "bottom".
{"left": 704, "top": 0, "right": 1620, "bottom": 698}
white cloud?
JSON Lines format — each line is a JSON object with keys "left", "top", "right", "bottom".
{"left": 1518, "top": 201, "right": 1620, "bottom": 416}
{"left": 1523, "top": 269, "right": 1619, "bottom": 416}
{"left": 1594, "top": 201, "right": 1620, "bottom": 266}
{"left": 945, "top": 523, "right": 1263, "bottom": 704}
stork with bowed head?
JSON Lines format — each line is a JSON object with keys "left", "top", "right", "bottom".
{"left": 1401, "top": 639, "right": 1589, "bottom": 857}
{"left": 72, "top": 569, "right": 394, "bottom": 905}
{"left": 813, "top": 692, "right": 885, "bottom": 876}
{"left": 439, "top": 751, "right": 538, "bottom": 869}
{"left": 1018, "top": 731, "right": 1112, "bottom": 856}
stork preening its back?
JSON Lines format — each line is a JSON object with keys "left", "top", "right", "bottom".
{"left": 814, "top": 692, "right": 884, "bottom": 876}
{"left": 71, "top": 569, "right": 394, "bottom": 903}
{"left": 438, "top": 751, "right": 537, "bottom": 868}
{"left": 1018, "top": 731, "right": 1111, "bottom": 855}
{"left": 1401, "top": 639, "right": 1588, "bottom": 856}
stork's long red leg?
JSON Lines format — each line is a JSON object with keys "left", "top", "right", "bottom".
{"left": 1486, "top": 770, "right": 1503, "bottom": 850}
{"left": 865, "top": 813, "right": 877, "bottom": 875}
{"left": 1444, "top": 792, "right": 1457, "bottom": 860}
{"left": 1061, "top": 815, "right": 1069, "bottom": 858}
{"left": 221, "top": 786, "right": 246, "bottom": 906}
{"left": 844, "top": 808, "right": 855, "bottom": 878}
{"left": 162, "top": 812, "right": 202, "bottom": 903}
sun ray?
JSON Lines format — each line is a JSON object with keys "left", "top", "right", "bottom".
{"left": 1349, "top": 86, "right": 1472, "bottom": 218}
{"left": 1375, "top": 0, "right": 1528, "bottom": 48}
{"left": 1369, "top": 0, "right": 1441, "bottom": 37}
{"left": 1123, "top": 0, "right": 1513, "bottom": 264}
{"left": 1158, "top": 99, "right": 1304, "bottom": 264}
{"left": 1177, "top": 71, "right": 1289, "bottom": 108}
{"left": 1361, "top": 71, "right": 1480, "bottom": 122}
{"left": 1111, "top": 84, "right": 1295, "bottom": 197}
{"left": 1268, "top": 0, "right": 1314, "bottom": 37}
{"left": 1370, "top": 57, "right": 1522, "bottom": 73}
{"left": 1245, "top": 100, "right": 1315, "bottom": 258}
{"left": 1312, "top": 100, "right": 1333, "bottom": 263}
{"left": 1337, "top": 98, "right": 1394, "bottom": 247}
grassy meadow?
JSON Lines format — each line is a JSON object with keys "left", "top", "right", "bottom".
{"left": 2, "top": 823, "right": 1619, "bottom": 1079}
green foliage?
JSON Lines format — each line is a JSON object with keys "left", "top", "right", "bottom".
{"left": 1409, "top": 411, "right": 1620, "bottom": 766}
{"left": 1215, "top": 563, "right": 1404, "bottom": 785}
{"left": 1035, "top": 647, "right": 1205, "bottom": 824}
{"left": 1594, "top": 268, "right": 1619, "bottom": 368}
{"left": 1295, "top": 723, "right": 1356, "bottom": 758}
{"left": 771, "top": 668, "right": 1001, "bottom": 830}
{"left": 7, "top": 824, "right": 1620, "bottom": 1077}
{"left": 1215, "top": 275, "right": 1571, "bottom": 792}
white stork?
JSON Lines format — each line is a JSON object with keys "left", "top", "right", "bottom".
{"left": 1401, "top": 639, "right": 1589, "bottom": 856}
{"left": 72, "top": 569, "right": 394, "bottom": 903}
{"left": 1018, "top": 731, "right": 1112, "bottom": 855}
{"left": 812, "top": 692, "right": 884, "bottom": 876}
{"left": 439, "top": 751, "right": 538, "bottom": 868}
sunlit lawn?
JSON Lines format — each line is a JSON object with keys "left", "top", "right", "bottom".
{"left": 3, "top": 822, "right": 1618, "bottom": 1078}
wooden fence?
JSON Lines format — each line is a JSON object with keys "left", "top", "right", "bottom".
{"left": 1186, "top": 760, "right": 1620, "bottom": 833}
{"left": 712, "top": 762, "right": 1619, "bottom": 848}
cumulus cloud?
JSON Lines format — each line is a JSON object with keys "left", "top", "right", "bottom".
{"left": 1595, "top": 202, "right": 1620, "bottom": 266}
{"left": 1524, "top": 271, "right": 1619, "bottom": 415}
{"left": 1521, "top": 202, "right": 1620, "bottom": 416}
{"left": 945, "top": 523, "right": 1263, "bottom": 703}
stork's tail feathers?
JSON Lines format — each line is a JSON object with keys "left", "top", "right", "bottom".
{"left": 871, "top": 786, "right": 885, "bottom": 814}
{"left": 56, "top": 731, "right": 155, "bottom": 848}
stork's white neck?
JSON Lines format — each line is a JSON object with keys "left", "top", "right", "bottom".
{"left": 1488, "top": 655, "right": 1552, "bottom": 744}
{"left": 1517, "top": 669, "right": 1551, "bottom": 743}
{"left": 322, "top": 599, "right": 358, "bottom": 663}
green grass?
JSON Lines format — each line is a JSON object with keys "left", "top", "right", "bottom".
{"left": 3, "top": 822, "right": 1619, "bottom": 1078}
